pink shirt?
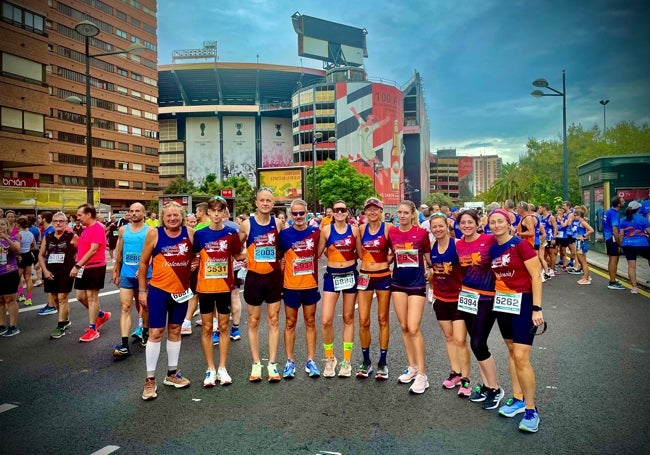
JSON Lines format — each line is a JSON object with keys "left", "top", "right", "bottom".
{"left": 77, "top": 221, "right": 106, "bottom": 268}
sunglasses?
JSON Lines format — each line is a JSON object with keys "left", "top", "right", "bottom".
{"left": 333, "top": 207, "right": 347, "bottom": 214}
{"left": 429, "top": 212, "right": 446, "bottom": 219}
{"left": 210, "top": 195, "right": 227, "bottom": 203}
{"left": 365, "top": 198, "right": 380, "bottom": 205}
{"left": 530, "top": 321, "right": 548, "bottom": 336}
{"left": 291, "top": 211, "right": 306, "bottom": 217}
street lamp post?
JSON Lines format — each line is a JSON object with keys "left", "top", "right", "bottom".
{"left": 66, "top": 20, "right": 144, "bottom": 204}
{"left": 599, "top": 99, "right": 610, "bottom": 133}
{"left": 531, "top": 69, "right": 568, "bottom": 201}
{"left": 312, "top": 132, "right": 322, "bottom": 213}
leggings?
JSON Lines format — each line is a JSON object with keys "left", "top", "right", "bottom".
{"left": 462, "top": 297, "right": 496, "bottom": 361}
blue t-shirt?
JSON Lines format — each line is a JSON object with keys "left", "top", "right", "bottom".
{"left": 602, "top": 207, "right": 620, "bottom": 241}
{"left": 640, "top": 200, "right": 650, "bottom": 217}
{"left": 619, "top": 214, "right": 650, "bottom": 247}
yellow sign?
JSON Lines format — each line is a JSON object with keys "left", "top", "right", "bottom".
{"left": 257, "top": 167, "right": 304, "bottom": 203}
{"left": 0, "top": 187, "right": 99, "bottom": 211}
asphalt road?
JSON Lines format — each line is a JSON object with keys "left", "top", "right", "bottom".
{"left": 0, "top": 263, "right": 648, "bottom": 454}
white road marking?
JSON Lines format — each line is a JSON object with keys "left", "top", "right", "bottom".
{"left": 0, "top": 403, "right": 17, "bottom": 414}
{"left": 19, "top": 290, "right": 120, "bottom": 313}
{"left": 90, "top": 446, "right": 120, "bottom": 455}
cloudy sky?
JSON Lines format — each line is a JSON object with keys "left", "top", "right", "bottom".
{"left": 157, "top": 0, "right": 649, "bottom": 163}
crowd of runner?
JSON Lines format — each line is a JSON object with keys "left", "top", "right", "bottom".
{"left": 1, "top": 193, "right": 649, "bottom": 434}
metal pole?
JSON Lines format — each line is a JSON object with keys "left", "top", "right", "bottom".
{"left": 312, "top": 137, "right": 317, "bottom": 213}
{"left": 85, "top": 36, "right": 94, "bottom": 205}
{"left": 603, "top": 104, "right": 606, "bottom": 132}
{"left": 561, "top": 69, "right": 568, "bottom": 202}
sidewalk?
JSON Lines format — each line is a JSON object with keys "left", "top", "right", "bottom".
{"left": 586, "top": 249, "right": 650, "bottom": 290}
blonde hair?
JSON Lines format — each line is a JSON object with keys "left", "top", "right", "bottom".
{"left": 399, "top": 200, "right": 419, "bottom": 226}
{"left": 162, "top": 201, "right": 185, "bottom": 227}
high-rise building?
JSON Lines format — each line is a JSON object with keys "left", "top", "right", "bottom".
{"left": 473, "top": 155, "right": 502, "bottom": 194}
{"left": 1, "top": 0, "right": 159, "bottom": 212}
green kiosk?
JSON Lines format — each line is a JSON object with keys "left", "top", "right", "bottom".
{"left": 577, "top": 154, "right": 650, "bottom": 253}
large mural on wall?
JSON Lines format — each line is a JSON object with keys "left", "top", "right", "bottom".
{"left": 261, "top": 117, "right": 293, "bottom": 167}
{"left": 186, "top": 117, "right": 220, "bottom": 184}
{"left": 222, "top": 116, "right": 256, "bottom": 186}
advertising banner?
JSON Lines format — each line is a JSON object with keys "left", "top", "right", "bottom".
{"left": 186, "top": 117, "right": 220, "bottom": 185}
{"left": 0, "top": 187, "right": 97, "bottom": 211}
{"left": 257, "top": 167, "right": 304, "bottom": 204}
{"left": 261, "top": 117, "right": 293, "bottom": 167}
{"left": 616, "top": 187, "right": 650, "bottom": 201}
{"left": 335, "top": 82, "right": 403, "bottom": 205}
{"left": 222, "top": 116, "right": 256, "bottom": 186}
{"left": 458, "top": 157, "right": 474, "bottom": 200}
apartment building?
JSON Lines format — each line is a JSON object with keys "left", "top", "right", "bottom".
{"left": 0, "top": 0, "right": 159, "bottom": 212}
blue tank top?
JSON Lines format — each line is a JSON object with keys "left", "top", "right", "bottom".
{"left": 121, "top": 224, "right": 152, "bottom": 279}
{"left": 512, "top": 212, "right": 521, "bottom": 229}
{"left": 452, "top": 218, "right": 462, "bottom": 239}
{"left": 575, "top": 220, "right": 587, "bottom": 237}
{"left": 541, "top": 214, "right": 553, "bottom": 239}
{"left": 570, "top": 217, "right": 581, "bottom": 237}
{"left": 533, "top": 215, "right": 541, "bottom": 246}
{"left": 326, "top": 223, "right": 357, "bottom": 261}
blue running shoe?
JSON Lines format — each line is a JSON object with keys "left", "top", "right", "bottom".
{"left": 37, "top": 305, "right": 58, "bottom": 316}
{"left": 212, "top": 331, "right": 220, "bottom": 346}
{"left": 283, "top": 359, "right": 296, "bottom": 378}
{"left": 305, "top": 359, "right": 321, "bottom": 377}
{"left": 469, "top": 384, "right": 488, "bottom": 402}
{"left": 499, "top": 397, "right": 526, "bottom": 417}
{"left": 519, "top": 408, "right": 540, "bottom": 433}
{"left": 131, "top": 326, "right": 143, "bottom": 340}
{"left": 229, "top": 326, "right": 241, "bottom": 341}
{"left": 482, "top": 387, "right": 504, "bottom": 410}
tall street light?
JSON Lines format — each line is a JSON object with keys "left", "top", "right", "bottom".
{"left": 531, "top": 69, "right": 568, "bottom": 201}
{"left": 311, "top": 132, "right": 336, "bottom": 213}
{"left": 66, "top": 20, "right": 144, "bottom": 204}
{"left": 599, "top": 99, "right": 610, "bottom": 133}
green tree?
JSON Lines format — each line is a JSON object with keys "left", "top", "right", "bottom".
{"left": 198, "top": 174, "right": 256, "bottom": 215}
{"left": 311, "top": 158, "right": 375, "bottom": 213}
{"left": 163, "top": 176, "right": 198, "bottom": 195}
{"left": 423, "top": 192, "right": 454, "bottom": 209}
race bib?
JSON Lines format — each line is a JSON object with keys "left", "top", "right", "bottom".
{"left": 254, "top": 245, "right": 276, "bottom": 262}
{"left": 76, "top": 266, "right": 84, "bottom": 278}
{"left": 493, "top": 291, "right": 522, "bottom": 315}
{"left": 233, "top": 260, "right": 244, "bottom": 271}
{"left": 112, "top": 230, "right": 118, "bottom": 236}
{"left": 0, "top": 252, "right": 6, "bottom": 265}
{"left": 395, "top": 249, "right": 418, "bottom": 268}
{"left": 356, "top": 273, "right": 370, "bottom": 291}
{"left": 171, "top": 288, "right": 194, "bottom": 303}
{"left": 458, "top": 288, "right": 479, "bottom": 315}
{"left": 292, "top": 257, "right": 314, "bottom": 276}
{"left": 205, "top": 260, "right": 228, "bottom": 279}
{"left": 332, "top": 272, "right": 355, "bottom": 291}
{"left": 48, "top": 253, "right": 65, "bottom": 264}
{"left": 556, "top": 231, "right": 565, "bottom": 239}
{"left": 124, "top": 252, "right": 140, "bottom": 266}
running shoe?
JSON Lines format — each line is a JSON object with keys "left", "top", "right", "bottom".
{"left": 375, "top": 363, "right": 389, "bottom": 380}
{"left": 469, "top": 384, "right": 488, "bottom": 402}
{"left": 458, "top": 378, "right": 471, "bottom": 397}
{"left": 2, "top": 327, "right": 20, "bottom": 337}
{"left": 95, "top": 311, "right": 111, "bottom": 331}
{"left": 631, "top": 287, "right": 638, "bottom": 294}
{"left": 212, "top": 331, "right": 220, "bottom": 345}
{"left": 283, "top": 359, "right": 296, "bottom": 378}
{"left": 608, "top": 281, "right": 625, "bottom": 290}
{"left": 567, "top": 259, "right": 574, "bottom": 268}
{"left": 37, "top": 305, "right": 57, "bottom": 316}
{"left": 50, "top": 326, "right": 66, "bottom": 339}
{"left": 163, "top": 370, "right": 190, "bottom": 388}
{"left": 562, "top": 266, "right": 568, "bottom": 273}
{"left": 518, "top": 408, "right": 540, "bottom": 433}
{"left": 249, "top": 363, "right": 262, "bottom": 382}
{"left": 0, "top": 326, "right": 7, "bottom": 336}
{"left": 482, "top": 387, "right": 505, "bottom": 410}
{"left": 180, "top": 321, "right": 192, "bottom": 336}
{"left": 229, "top": 326, "right": 241, "bottom": 341}
{"left": 79, "top": 327, "right": 99, "bottom": 342}
{"left": 338, "top": 360, "right": 352, "bottom": 377}
{"left": 218, "top": 367, "right": 232, "bottom": 386}
{"left": 61, "top": 320, "right": 72, "bottom": 330}
{"left": 356, "top": 362, "right": 374, "bottom": 378}
{"left": 203, "top": 369, "right": 217, "bottom": 388}
{"left": 323, "top": 357, "right": 338, "bottom": 378}
{"left": 398, "top": 366, "right": 418, "bottom": 384}
{"left": 409, "top": 374, "right": 429, "bottom": 394}
{"left": 113, "top": 345, "right": 130, "bottom": 360}
{"left": 131, "top": 326, "right": 143, "bottom": 340}
{"left": 499, "top": 397, "right": 526, "bottom": 417}
{"left": 18, "top": 293, "right": 25, "bottom": 302}
{"left": 577, "top": 278, "right": 592, "bottom": 285}
{"left": 442, "top": 371, "right": 462, "bottom": 389}
{"left": 24, "top": 298, "right": 32, "bottom": 306}
{"left": 568, "top": 268, "right": 582, "bottom": 275}
{"left": 305, "top": 359, "right": 321, "bottom": 377}
{"left": 142, "top": 378, "right": 157, "bottom": 401}
{"left": 548, "top": 270, "right": 555, "bottom": 277}
{"left": 267, "top": 362, "right": 281, "bottom": 382}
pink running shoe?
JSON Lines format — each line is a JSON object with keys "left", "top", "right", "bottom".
{"left": 79, "top": 327, "right": 100, "bottom": 342}
{"left": 95, "top": 311, "right": 111, "bottom": 331}
{"left": 442, "top": 371, "right": 462, "bottom": 389}
{"left": 458, "top": 378, "right": 471, "bottom": 398}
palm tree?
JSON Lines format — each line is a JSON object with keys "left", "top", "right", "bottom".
{"left": 486, "top": 162, "right": 521, "bottom": 203}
